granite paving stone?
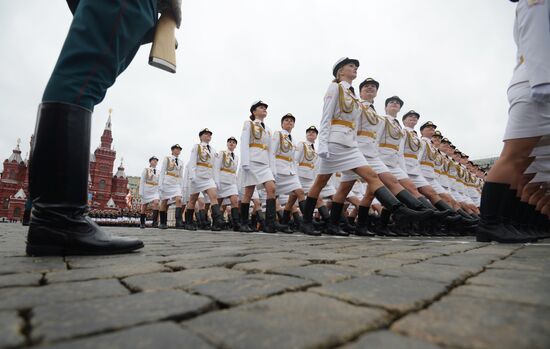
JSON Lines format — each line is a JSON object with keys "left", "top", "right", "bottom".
{"left": 392, "top": 295, "right": 550, "bottom": 349}
{"left": 190, "top": 274, "right": 317, "bottom": 305}
{"left": 310, "top": 275, "right": 449, "bottom": 313}
{"left": 340, "top": 330, "right": 444, "bottom": 349}
{"left": 0, "top": 311, "right": 25, "bottom": 348}
{"left": 185, "top": 292, "right": 390, "bottom": 349}
{"left": 32, "top": 290, "right": 214, "bottom": 343}
{"left": 36, "top": 322, "right": 215, "bottom": 349}
{"left": 0, "top": 279, "right": 129, "bottom": 310}
{"left": 0, "top": 273, "right": 42, "bottom": 288}
{"left": 0, "top": 257, "right": 66, "bottom": 275}
{"left": 232, "top": 258, "right": 310, "bottom": 272}
{"left": 379, "top": 262, "right": 482, "bottom": 284}
{"left": 271, "top": 264, "right": 360, "bottom": 284}
{"left": 45, "top": 262, "right": 167, "bottom": 283}
{"left": 122, "top": 267, "right": 245, "bottom": 292}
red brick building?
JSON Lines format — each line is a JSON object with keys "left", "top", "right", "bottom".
{"left": 0, "top": 110, "right": 129, "bottom": 221}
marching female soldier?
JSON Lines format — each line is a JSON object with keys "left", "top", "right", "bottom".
{"left": 138, "top": 156, "right": 160, "bottom": 228}
{"left": 185, "top": 129, "right": 224, "bottom": 231}
{"left": 239, "top": 100, "right": 279, "bottom": 233}
{"left": 215, "top": 136, "right": 241, "bottom": 231}
{"left": 300, "top": 57, "right": 430, "bottom": 236}
{"left": 158, "top": 144, "right": 185, "bottom": 229}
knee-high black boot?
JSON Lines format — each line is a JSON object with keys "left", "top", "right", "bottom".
{"left": 355, "top": 205, "right": 375, "bottom": 237}
{"left": 185, "top": 209, "right": 197, "bottom": 231}
{"left": 263, "top": 199, "right": 277, "bottom": 233}
{"left": 210, "top": 204, "right": 224, "bottom": 231}
{"left": 151, "top": 209, "right": 159, "bottom": 228}
{"left": 324, "top": 202, "right": 348, "bottom": 236}
{"left": 26, "top": 103, "right": 143, "bottom": 256}
{"left": 239, "top": 203, "right": 254, "bottom": 232}
{"left": 140, "top": 214, "right": 146, "bottom": 229}
{"left": 299, "top": 197, "right": 321, "bottom": 236}
{"left": 279, "top": 210, "right": 294, "bottom": 234}
{"left": 375, "top": 187, "right": 433, "bottom": 224}
{"left": 230, "top": 207, "right": 240, "bottom": 232}
{"left": 159, "top": 211, "right": 168, "bottom": 229}
{"left": 395, "top": 191, "right": 435, "bottom": 220}
{"left": 175, "top": 207, "right": 185, "bottom": 229}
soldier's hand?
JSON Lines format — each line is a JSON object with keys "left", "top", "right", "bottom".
{"left": 531, "top": 83, "right": 550, "bottom": 103}
{"left": 158, "top": 0, "right": 182, "bottom": 28}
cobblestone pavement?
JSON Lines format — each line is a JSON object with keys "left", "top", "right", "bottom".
{"left": 1, "top": 223, "right": 549, "bottom": 349}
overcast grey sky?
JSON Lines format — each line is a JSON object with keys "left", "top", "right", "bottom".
{"left": 0, "top": 0, "right": 516, "bottom": 177}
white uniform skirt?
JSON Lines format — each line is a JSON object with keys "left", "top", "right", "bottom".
{"left": 190, "top": 178, "right": 216, "bottom": 195}
{"left": 279, "top": 194, "right": 289, "bottom": 205}
{"left": 275, "top": 173, "right": 302, "bottom": 195}
{"left": 409, "top": 174, "right": 429, "bottom": 189}
{"left": 299, "top": 176, "right": 315, "bottom": 193}
{"left": 141, "top": 185, "right": 160, "bottom": 204}
{"left": 428, "top": 177, "right": 446, "bottom": 194}
{"left": 504, "top": 81, "right": 550, "bottom": 140}
{"left": 318, "top": 143, "right": 368, "bottom": 175}
{"left": 347, "top": 181, "right": 364, "bottom": 198}
{"left": 160, "top": 182, "right": 182, "bottom": 200}
{"left": 242, "top": 161, "right": 274, "bottom": 187}
{"left": 379, "top": 153, "right": 408, "bottom": 180}
{"left": 320, "top": 182, "right": 337, "bottom": 198}
{"left": 218, "top": 183, "right": 238, "bottom": 198}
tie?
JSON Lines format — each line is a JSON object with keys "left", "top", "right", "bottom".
{"left": 349, "top": 86, "right": 355, "bottom": 95}
{"left": 288, "top": 134, "right": 292, "bottom": 141}
{"left": 153, "top": 169, "right": 156, "bottom": 174}
{"left": 175, "top": 158, "right": 178, "bottom": 166}
{"left": 370, "top": 104, "right": 376, "bottom": 112}
{"left": 311, "top": 144, "right": 315, "bottom": 151}
{"left": 231, "top": 152, "right": 234, "bottom": 159}
{"left": 207, "top": 145, "right": 210, "bottom": 151}
{"left": 261, "top": 122, "right": 265, "bottom": 129}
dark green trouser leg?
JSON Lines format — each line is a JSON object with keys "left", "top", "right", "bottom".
{"left": 42, "top": 0, "right": 157, "bottom": 110}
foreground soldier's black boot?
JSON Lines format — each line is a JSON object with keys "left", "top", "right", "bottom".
{"left": 210, "top": 204, "right": 224, "bottom": 231}
{"left": 355, "top": 205, "right": 375, "bottom": 237}
{"left": 151, "top": 210, "right": 159, "bottom": 228}
{"left": 263, "top": 199, "right": 278, "bottom": 233}
{"left": 375, "top": 187, "right": 433, "bottom": 224}
{"left": 185, "top": 209, "right": 197, "bottom": 231}
{"left": 239, "top": 203, "right": 254, "bottom": 232}
{"left": 158, "top": 211, "right": 168, "bottom": 229}
{"left": 22, "top": 209, "right": 31, "bottom": 226}
{"left": 395, "top": 190, "right": 435, "bottom": 220}
{"left": 175, "top": 207, "right": 185, "bottom": 229}
{"left": 433, "top": 200, "right": 462, "bottom": 225}
{"left": 300, "top": 197, "right": 321, "bottom": 236}
{"left": 477, "top": 182, "right": 533, "bottom": 243}
{"left": 26, "top": 103, "right": 144, "bottom": 256}
{"left": 324, "top": 202, "right": 349, "bottom": 236}
{"left": 279, "top": 210, "right": 294, "bottom": 234}
{"left": 230, "top": 207, "right": 240, "bottom": 232}
{"left": 417, "top": 196, "right": 450, "bottom": 220}
{"left": 140, "top": 214, "right": 146, "bottom": 229}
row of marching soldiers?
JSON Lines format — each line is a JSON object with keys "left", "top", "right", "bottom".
{"left": 125, "top": 59, "right": 503, "bottom": 238}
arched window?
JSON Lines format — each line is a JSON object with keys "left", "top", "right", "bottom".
{"left": 2, "top": 198, "right": 9, "bottom": 209}
{"left": 9, "top": 170, "right": 16, "bottom": 180}
{"left": 98, "top": 179, "right": 106, "bottom": 190}
{"left": 13, "top": 207, "right": 21, "bottom": 218}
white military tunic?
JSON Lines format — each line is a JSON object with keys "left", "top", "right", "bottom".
{"left": 295, "top": 140, "right": 317, "bottom": 193}
{"left": 401, "top": 127, "right": 429, "bottom": 188}
{"left": 139, "top": 167, "right": 160, "bottom": 204}
{"left": 216, "top": 149, "right": 239, "bottom": 198}
{"left": 378, "top": 116, "right": 408, "bottom": 180}
{"left": 159, "top": 155, "right": 184, "bottom": 200}
{"left": 419, "top": 137, "right": 446, "bottom": 194}
{"left": 503, "top": 0, "right": 550, "bottom": 140}
{"left": 240, "top": 119, "right": 276, "bottom": 187}
{"left": 317, "top": 81, "right": 368, "bottom": 174}
{"left": 188, "top": 143, "right": 218, "bottom": 195}
{"left": 272, "top": 129, "right": 302, "bottom": 195}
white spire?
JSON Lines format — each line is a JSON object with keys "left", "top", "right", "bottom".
{"left": 105, "top": 108, "right": 112, "bottom": 130}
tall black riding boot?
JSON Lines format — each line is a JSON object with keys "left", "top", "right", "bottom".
{"left": 395, "top": 190, "right": 434, "bottom": 220}
{"left": 324, "top": 202, "right": 348, "bottom": 236}
{"left": 26, "top": 103, "right": 143, "bottom": 256}
{"left": 210, "top": 204, "right": 224, "bottom": 231}
{"left": 375, "top": 187, "right": 433, "bottom": 224}
{"left": 140, "top": 214, "right": 146, "bottom": 229}
{"left": 230, "top": 207, "right": 241, "bottom": 232}
{"left": 152, "top": 210, "right": 159, "bottom": 228}
{"left": 279, "top": 210, "right": 294, "bottom": 234}
{"left": 175, "top": 207, "right": 185, "bottom": 229}
{"left": 477, "top": 182, "right": 533, "bottom": 243}
{"left": 355, "top": 205, "right": 375, "bottom": 237}
{"left": 263, "top": 199, "right": 278, "bottom": 233}
{"left": 239, "top": 203, "right": 254, "bottom": 232}
{"left": 434, "top": 200, "right": 463, "bottom": 225}
{"left": 300, "top": 197, "right": 320, "bottom": 236}
{"left": 159, "top": 211, "right": 168, "bottom": 229}
{"left": 417, "top": 196, "right": 450, "bottom": 220}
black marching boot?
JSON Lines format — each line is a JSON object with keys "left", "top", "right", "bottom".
{"left": 231, "top": 207, "right": 241, "bottom": 232}
{"left": 375, "top": 187, "right": 434, "bottom": 225}
{"left": 159, "top": 211, "right": 168, "bottom": 229}
{"left": 239, "top": 203, "right": 254, "bottom": 232}
{"left": 210, "top": 204, "right": 224, "bottom": 231}
{"left": 395, "top": 190, "right": 435, "bottom": 220}
{"left": 26, "top": 103, "right": 143, "bottom": 256}
{"left": 175, "top": 207, "right": 185, "bottom": 229}
{"left": 185, "top": 209, "right": 197, "bottom": 231}
{"left": 263, "top": 199, "right": 278, "bottom": 233}
{"left": 355, "top": 205, "right": 375, "bottom": 237}
{"left": 151, "top": 209, "right": 159, "bottom": 228}
{"left": 140, "top": 214, "right": 146, "bottom": 229}
{"left": 300, "top": 197, "right": 321, "bottom": 236}
{"left": 477, "top": 182, "right": 533, "bottom": 243}
{"left": 324, "top": 202, "right": 349, "bottom": 236}
{"left": 279, "top": 210, "right": 294, "bottom": 234}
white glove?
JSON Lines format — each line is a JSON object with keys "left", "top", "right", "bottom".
{"left": 242, "top": 164, "right": 250, "bottom": 171}
{"left": 531, "top": 83, "right": 550, "bottom": 103}
{"left": 318, "top": 151, "right": 330, "bottom": 159}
